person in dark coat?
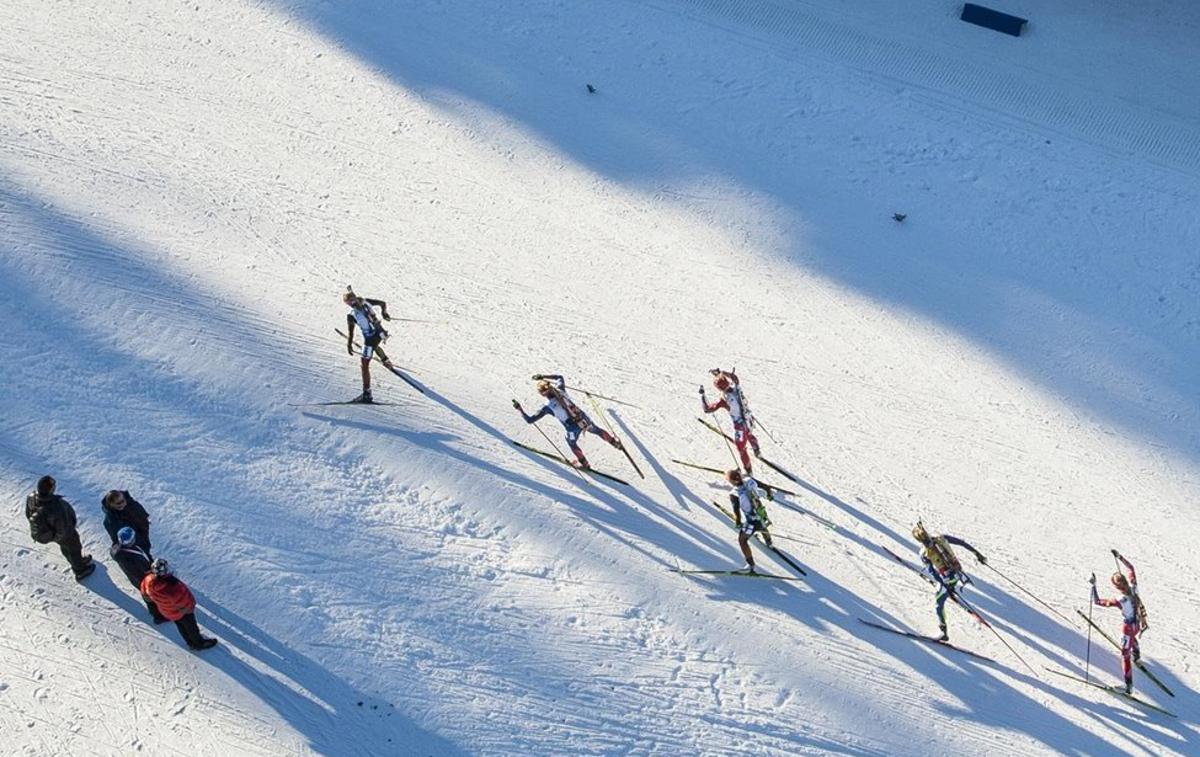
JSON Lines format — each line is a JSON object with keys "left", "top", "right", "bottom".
{"left": 25, "top": 475, "right": 94, "bottom": 580}
{"left": 141, "top": 558, "right": 217, "bottom": 650}
{"left": 101, "top": 489, "right": 151, "bottom": 552}
{"left": 110, "top": 527, "right": 167, "bottom": 623}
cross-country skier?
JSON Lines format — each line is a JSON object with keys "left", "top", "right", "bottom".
{"left": 513, "top": 374, "right": 623, "bottom": 469}
{"left": 700, "top": 369, "right": 761, "bottom": 473}
{"left": 343, "top": 287, "right": 394, "bottom": 403}
{"left": 1090, "top": 550, "right": 1149, "bottom": 694}
{"left": 911, "top": 521, "right": 987, "bottom": 641}
{"left": 726, "top": 469, "right": 773, "bottom": 573}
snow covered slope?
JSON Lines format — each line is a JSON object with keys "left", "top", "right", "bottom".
{"left": 1, "top": 0, "right": 1198, "bottom": 754}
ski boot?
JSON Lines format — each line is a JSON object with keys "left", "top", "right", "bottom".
{"left": 351, "top": 389, "right": 374, "bottom": 404}
{"left": 190, "top": 637, "right": 219, "bottom": 651}
{"left": 936, "top": 624, "right": 949, "bottom": 642}
{"left": 735, "top": 563, "right": 757, "bottom": 575}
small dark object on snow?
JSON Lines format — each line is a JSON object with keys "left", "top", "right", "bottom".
{"left": 586, "top": 83, "right": 596, "bottom": 94}
{"left": 893, "top": 212, "right": 907, "bottom": 222}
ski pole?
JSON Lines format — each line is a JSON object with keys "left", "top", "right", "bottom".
{"left": 585, "top": 395, "right": 644, "bottom": 479}
{"left": 956, "top": 595, "right": 1037, "bottom": 677}
{"left": 567, "top": 385, "right": 641, "bottom": 409}
{"left": 707, "top": 415, "right": 744, "bottom": 474}
{"left": 1085, "top": 575, "right": 1095, "bottom": 684}
{"left": 983, "top": 562, "right": 1075, "bottom": 627}
{"left": 753, "top": 415, "right": 781, "bottom": 445}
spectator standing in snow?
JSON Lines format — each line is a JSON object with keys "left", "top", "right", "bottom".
{"left": 141, "top": 558, "right": 217, "bottom": 650}
{"left": 110, "top": 527, "right": 167, "bottom": 623}
{"left": 101, "top": 489, "right": 152, "bottom": 552}
{"left": 24, "top": 475, "right": 94, "bottom": 580}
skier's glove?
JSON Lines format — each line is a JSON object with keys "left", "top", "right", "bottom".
{"left": 532, "top": 374, "right": 545, "bottom": 380}
{"left": 698, "top": 385, "right": 705, "bottom": 395}
{"left": 511, "top": 400, "right": 521, "bottom": 410}
{"left": 709, "top": 368, "right": 721, "bottom": 376}
{"left": 1088, "top": 573, "right": 1096, "bottom": 585}
{"left": 1111, "top": 548, "right": 1120, "bottom": 559}
{"left": 346, "top": 342, "right": 354, "bottom": 355}
{"left": 381, "top": 311, "right": 392, "bottom": 321}
{"left": 976, "top": 553, "right": 987, "bottom": 565}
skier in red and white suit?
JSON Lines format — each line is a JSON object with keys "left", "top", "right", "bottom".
{"left": 700, "top": 369, "right": 761, "bottom": 473}
{"left": 1090, "top": 550, "right": 1146, "bottom": 694}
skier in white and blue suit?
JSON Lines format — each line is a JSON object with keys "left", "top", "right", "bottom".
{"left": 513, "top": 374, "right": 624, "bottom": 469}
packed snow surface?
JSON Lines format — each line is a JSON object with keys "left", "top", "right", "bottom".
{"left": 2, "top": 0, "right": 1198, "bottom": 754}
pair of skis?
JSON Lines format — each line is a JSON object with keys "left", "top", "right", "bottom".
{"left": 292, "top": 330, "right": 426, "bottom": 407}
{"left": 672, "top": 501, "right": 807, "bottom": 583}
{"left": 1074, "top": 609, "right": 1174, "bottom": 697}
{"left": 510, "top": 385, "right": 645, "bottom": 486}
{"left": 509, "top": 440, "right": 630, "bottom": 486}
{"left": 879, "top": 544, "right": 1036, "bottom": 675}
{"left": 336, "top": 328, "right": 425, "bottom": 395}
{"left": 858, "top": 618, "right": 993, "bottom": 662}
{"left": 1045, "top": 667, "right": 1175, "bottom": 717}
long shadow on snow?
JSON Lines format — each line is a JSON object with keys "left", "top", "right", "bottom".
{"left": 416, "top": 381, "right": 740, "bottom": 560}
{"left": 608, "top": 410, "right": 711, "bottom": 514}
{"left": 194, "top": 591, "right": 465, "bottom": 756}
{"left": 0, "top": 188, "right": 465, "bottom": 754}
{"left": 692, "top": 551, "right": 1187, "bottom": 753}
{"left": 275, "top": 0, "right": 1198, "bottom": 462}
{"left": 303, "top": 399, "right": 736, "bottom": 569}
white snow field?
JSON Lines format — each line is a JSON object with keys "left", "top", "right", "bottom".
{"left": 1, "top": 0, "right": 1198, "bottom": 754}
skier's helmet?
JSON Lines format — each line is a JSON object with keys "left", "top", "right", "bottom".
{"left": 536, "top": 380, "right": 554, "bottom": 396}
{"left": 116, "top": 527, "right": 137, "bottom": 547}
{"left": 713, "top": 374, "right": 731, "bottom": 391}
{"left": 725, "top": 469, "right": 743, "bottom": 486}
{"left": 151, "top": 558, "right": 171, "bottom": 577}
{"left": 1111, "top": 572, "right": 1130, "bottom": 592}
{"left": 912, "top": 522, "right": 931, "bottom": 545}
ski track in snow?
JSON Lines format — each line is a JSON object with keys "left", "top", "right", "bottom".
{"left": 1, "top": 0, "right": 1198, "bottom": 754}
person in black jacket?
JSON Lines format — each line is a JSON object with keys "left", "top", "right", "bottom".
{"left": 101, "top": 489, "right": 151, "bottom": 552}
{"left": 110, "top": 527, "right": 167, "bottom": 623}
{"left": 25, "top": 475, "right": 94, "bottom": 580}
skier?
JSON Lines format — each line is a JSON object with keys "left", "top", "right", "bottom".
{"left": 1090, "top": 550, "right": 1149, "bottom": 694}
{"left": 513, "top": 374, "right": 623, "bottom": 469}
{"left": 24, "top": 475, "right": 94, "bottom": 580}
{"left": 726, "top": 469, "right": 773, "bottom": 573}
{"left": 110, "top": 527, "right": 167, "bottom": 623}
{"left": 141, "top": 558, "right": 218, "bottom": 650}
{"left": 700, "top": 369, "right": 761, "bottom": 473}
{"left": 343, "top": 287, "right": 394, "bottom": 403}
{"left": 101, "top": 489, "right": 152, "bottom": 552}
{"left": 911, "top": 521, "right": 987, "bottom": 641}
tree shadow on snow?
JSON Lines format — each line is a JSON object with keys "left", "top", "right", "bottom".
{"left": 272, "top": 0, "right": 1200, "bottom": 464}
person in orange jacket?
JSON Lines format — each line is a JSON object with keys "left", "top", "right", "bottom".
{"left": 140, "top": 558, "right": 217, "bottom": 651}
